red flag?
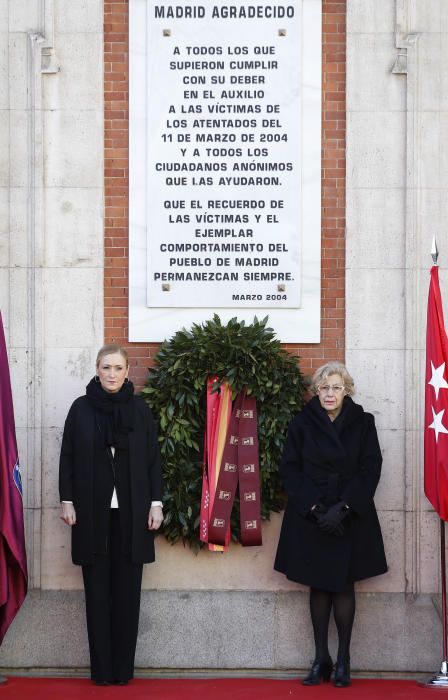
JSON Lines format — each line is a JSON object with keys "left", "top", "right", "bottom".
{"left": 0, "top": 312, "right": 27, "bottom": 644}
{"left": 424, "top": 266, "right": 448, "bottom": 521}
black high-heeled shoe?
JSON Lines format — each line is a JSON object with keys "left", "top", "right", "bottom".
{"left": 302, "top": 657, "right": 333, "bottom": 685}
{"left": 334, "top": 661, "right": 351, "bottom": 687}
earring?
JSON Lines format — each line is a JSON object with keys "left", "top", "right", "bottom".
{"left": 94, "top": 375, "right": 100, "bottom": 383}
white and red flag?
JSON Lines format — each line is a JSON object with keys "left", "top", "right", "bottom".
{"left": 0, "top": 313, "right": 27, "bottom": 644}
{"left": 425, "top": 265, "right": 448, "bottom": 520}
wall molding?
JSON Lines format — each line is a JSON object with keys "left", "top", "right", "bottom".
{"left": 24, "top": 0, "right": 58, "bottom": 588}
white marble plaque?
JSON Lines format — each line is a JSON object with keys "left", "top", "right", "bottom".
{"left": 130, "top": 0, "right": 321, "bottom": 341}
{"left": 147, "top": 1, "right": 301, "bottom": 308}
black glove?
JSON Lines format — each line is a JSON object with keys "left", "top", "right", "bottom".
{"left": 309, "top": 503, "right": 327, "bottom": 522}
{"left": 316, "top": 501, "right": 349, "bottom": 535}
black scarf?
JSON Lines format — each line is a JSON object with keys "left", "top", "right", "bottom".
{"left": 86, "top": 377, "right": 135, "bottom": 449}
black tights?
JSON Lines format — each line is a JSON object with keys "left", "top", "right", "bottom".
{"left": 309, "top": 583, "right": 355, "bottom": 663}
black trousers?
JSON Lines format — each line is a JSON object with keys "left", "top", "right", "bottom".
{"left": 82, "top": 510, "right": 143, "bottom": 682}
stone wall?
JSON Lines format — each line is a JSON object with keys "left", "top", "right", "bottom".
{"left": 0, "top": 0, "right": 104, "bottom": 594}
{"left": 347, "top": 0, "right": 447, "bottom": 598}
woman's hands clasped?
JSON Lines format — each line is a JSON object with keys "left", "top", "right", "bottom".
{"left": 316, "top": 501, "right": 349, "bottom": 537}
{"left": 60, "top": 502, "right": 77, "bottom": 526}
{"left": 148, "top": 505, "right": 163, "bottom": 530}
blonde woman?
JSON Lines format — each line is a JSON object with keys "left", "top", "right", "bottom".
{"left": 59, "top": 344, "right": 163, "bottom": 685}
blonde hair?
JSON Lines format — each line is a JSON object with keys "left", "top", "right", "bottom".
{"left": 311, "top": 362, "right": 355, "bottom": 396}
{"left": 96, "top": 344, "right": 129, "bottom": 368}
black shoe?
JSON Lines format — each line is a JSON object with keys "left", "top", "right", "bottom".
{"left": 334, "top": 661, "right": 351, "bottom": 687}
{"left": 93, "top": 680, "right": 111, "bottom": 686}
{"left": 114, "top": 680, "right": 129, "bottom": 685}
{"left": 302, "top": 658, "right": 333, "bottom": 685}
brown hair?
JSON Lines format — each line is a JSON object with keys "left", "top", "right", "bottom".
{"left": 96, "top": 344, "right": 129, "bottom": 368}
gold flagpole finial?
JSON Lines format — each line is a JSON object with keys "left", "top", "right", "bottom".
{"left": 431, "top": 237, "right": 439, "bottom": 265}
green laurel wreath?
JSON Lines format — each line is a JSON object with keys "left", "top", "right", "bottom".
{"left": 142, "top": 315, "right": 305, "bottom": 550}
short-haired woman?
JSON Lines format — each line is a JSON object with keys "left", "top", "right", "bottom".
{"left": 274, "top": 362, "right": 387, "bottom": 687}
{"left": 59, "top": 344, "right": 163, "bottom": 685}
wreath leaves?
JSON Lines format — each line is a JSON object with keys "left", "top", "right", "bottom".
{"left": 142, "top": 315, "right": 305, "bottom": 550}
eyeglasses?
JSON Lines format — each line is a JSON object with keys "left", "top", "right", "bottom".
{"left": 318, "top": 384, "right": 345, "bottom": 394}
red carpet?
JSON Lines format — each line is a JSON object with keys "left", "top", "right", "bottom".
{"left": 0, "top": 677, "right": 440, "bottom": 700}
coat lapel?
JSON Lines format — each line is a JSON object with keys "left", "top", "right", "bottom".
{"left": 303, "top": 397, "right": 354, "bottom": 473}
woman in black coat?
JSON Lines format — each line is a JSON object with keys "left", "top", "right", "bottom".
{"left": 274, "top": 362, "right": 387, "bottom": 688}
{"left": 59, "top": 344, "right": 163, "bottom": 685}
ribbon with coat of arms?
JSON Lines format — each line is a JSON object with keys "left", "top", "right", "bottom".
{"left": 200, "top": 377, "right": 262, "bottom": 549}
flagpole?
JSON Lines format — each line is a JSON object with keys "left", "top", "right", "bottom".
{"left": 419, "top": 519, "right": 448, "bottom": 687}
{"left": 441, "top": 519, "right": 448, "bottom": 663}
{"left": 420, "top": 239, "right": 448, "bottom": 688}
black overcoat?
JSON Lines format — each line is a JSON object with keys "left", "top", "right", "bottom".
{"left": 274, "top": 396, "right": 388, "bottom": 591}
{"left": 59, "top": 394, "right": 163, "bottom": 565}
